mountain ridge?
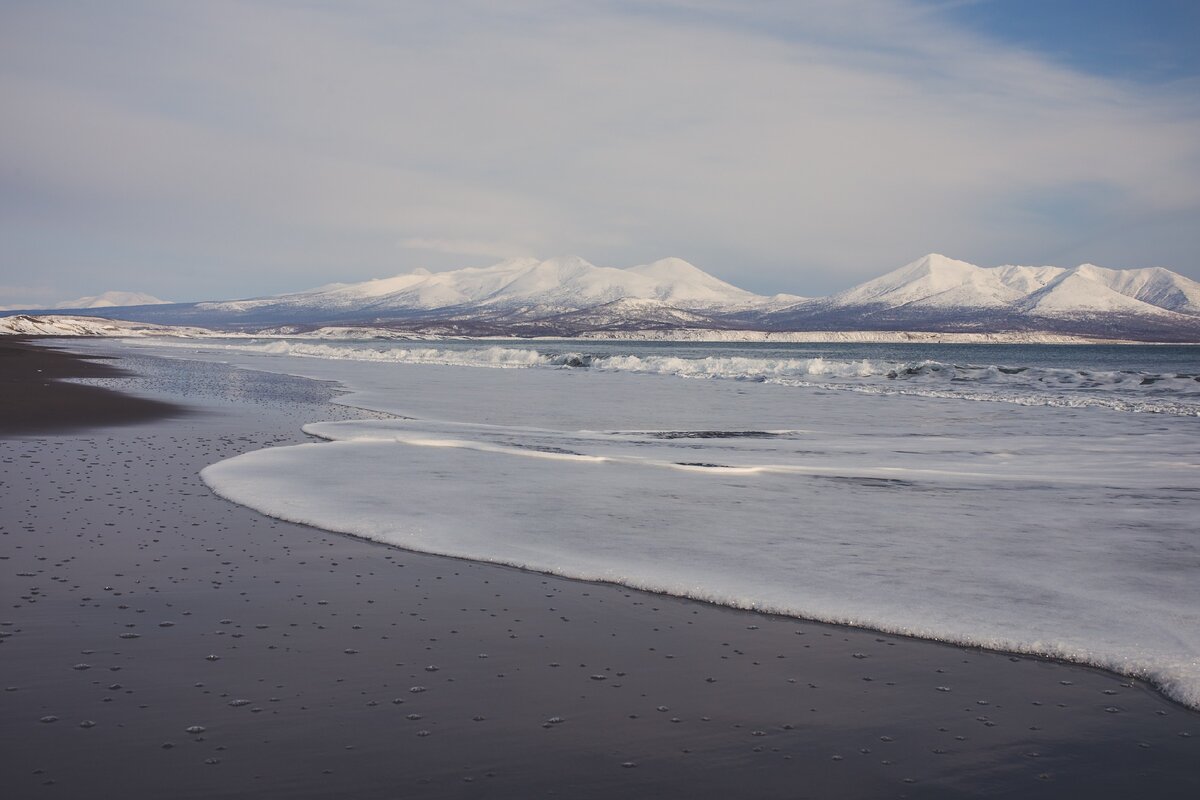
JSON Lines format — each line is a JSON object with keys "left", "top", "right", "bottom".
{"left": 195, "top": 255, "right": 802, "bottom": 315}
{"left": 4, "top": 254, "right": 1199, "bottom": 342}
{"left": 0, "top": 290, "right": 170, "bottom": 312}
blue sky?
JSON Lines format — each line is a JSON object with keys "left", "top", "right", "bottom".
{"left": 934, "top": 0, "right": 1200, "bottom": 82}
{"left": 2, "top": 0, "right": 1198, "bottom": 305}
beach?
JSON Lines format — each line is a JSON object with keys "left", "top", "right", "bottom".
{"left": 0, "top": 339, "right": 184, "bottom": 435}
{"left": 1, "top": 339, "right": 1197, "bottom": 799}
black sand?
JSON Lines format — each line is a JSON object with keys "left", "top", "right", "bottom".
{"left": 0, "top": 338, "right": 185, "bottom": 435}
{"left": 1, "top": 341, "right": 1196, "bottom": 798}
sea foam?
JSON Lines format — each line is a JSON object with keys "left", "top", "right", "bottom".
{"left": 191, "top": 349, "right": 1200, "bottom": 710}
{"left": 142, "top": 337, "right": 1200, "bottom": 415}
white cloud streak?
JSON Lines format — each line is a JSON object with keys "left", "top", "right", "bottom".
{"left": 1, "top": 0, "right": 1197, "bottom": 299}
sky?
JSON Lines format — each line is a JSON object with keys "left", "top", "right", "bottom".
{"left": 2, "top": 0, "right": 1198, "bottom": 305}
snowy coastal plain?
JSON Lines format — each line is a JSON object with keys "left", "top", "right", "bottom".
{"left": 71, "top": 336, "right": 1200, "bottom": 710}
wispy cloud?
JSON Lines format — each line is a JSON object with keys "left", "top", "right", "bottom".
{"left": 1, "top": 0, "right": 1197, "bottom": 299}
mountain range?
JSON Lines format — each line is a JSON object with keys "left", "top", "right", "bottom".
{"left": 5, "top": 254, "right": 1199, "bottom": 341}
{"left": 0, "top": 290, "right": 169, "bottom": 312}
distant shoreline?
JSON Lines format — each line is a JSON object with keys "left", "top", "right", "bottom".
{"left": 3, "top": 313, "right": 1198, "bottom": 345}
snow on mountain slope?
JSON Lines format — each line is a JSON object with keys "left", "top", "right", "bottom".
{"left": 624, "top": 257, "right": 779, "bottom": 307}
{"left": 809, "top": 254, "right": 1199, "bottom": 321}
{"left": 992, "top": 264, "right": 1065, "bottom": 296}
{"left": 199, "top": 256, "right": 782, "bottom": 315}
{"left": 820, "top": 254, "right": 1052, "bottom": 311}
{"left": 474, "top": 256, "right": 639, "bottom": 307}
{"left": 1065, "top": 264, "right": 1200, "bottom": 316}
{"left": 364, "top": 258, "right": 547, "bottom": 310}
{"left": 55, "top": 291, "right": 170, "bottom": 309}
{"left": 1017, "top": 266, "right": 1182, "bottom": 318}
{"left": 27, "top": 254, "right": 1196, "bottom": 342}
{"left": 0, "top": 314, "right": 216, "bottom": 337}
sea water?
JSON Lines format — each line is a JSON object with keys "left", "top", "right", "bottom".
{"left": 145, "top": 338, "right": 1200, "bottom": 415}
{"left": 84, "top": 337, "right": 1200, "bottom": 707}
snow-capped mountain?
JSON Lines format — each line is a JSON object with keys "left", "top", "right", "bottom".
{"left": 808, "top": 254, "right": 1060, "bottom": 311}
{"left": 4, "top": 254, "right": 1198, "bottom": 341}
{"left": 57, "top": 291, "right": 170, "bottom": 309}
{"left": 0, "top": 290, "right": 170, "bottom": 312}
{"left": 1015, "top": 263, "right": 1200, "bottom": 317}
{"left": 198, "top": 256, "right": 800, "bottom": 316}
{"left": 760, "top": 254, "right": 1200, "bottom": 339}
{"left": 778, "top": 254, "right": 1200, "bottom": 318}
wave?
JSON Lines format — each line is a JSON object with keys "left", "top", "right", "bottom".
{"left": 148, "top": 339, "right": 1200, "bottom": 415}
{"left": 201, "top": 413, "right": 1200, "bottom": 710}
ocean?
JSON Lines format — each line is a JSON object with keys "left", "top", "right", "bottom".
{"left": 80, "top": 336, "right": 1200, "bottom": 707}
{"left": 155, "top": 338, "right": 1200, "bottom": 415}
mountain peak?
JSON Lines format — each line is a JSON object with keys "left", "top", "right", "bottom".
{"left": 829, "top": 254, "right": 995, "bottom": 309}
{"left": 804, "top": 254, "right": 1200, "bottom": 334}
{"left": 189, "top": 255, "right": 776, "bottom": 316}
{"left": 915, "top": 252, "right": 957, "bottom": 265}
{"left": 905, "top": 253, "right": 979, "bottom": 275}
{"left": 539, "top": 255, "right": 596, "bottom": 270}
{"left": 628, "top": 256, "right": 704, "bottom": 277}
{"left": 49, "top": 253, "right": 1199, "bottom": 343}
{"left": 56, "top": 291, "right": 170, "bottom": 309}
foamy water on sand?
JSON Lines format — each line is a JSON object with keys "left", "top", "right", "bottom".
{"left": 94, "top": 337, "right": 1200, "bottom": 708}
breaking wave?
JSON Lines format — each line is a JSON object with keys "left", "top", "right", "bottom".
{"left": 154, "top": 339, "right": 1200, "bottom": 415}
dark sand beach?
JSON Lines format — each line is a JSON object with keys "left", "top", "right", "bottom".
{"left": 0, "top": 339, "right": 185, "bottom": 435}
{"left": 1, "top": 340, "right": 1196, "bottom": 799}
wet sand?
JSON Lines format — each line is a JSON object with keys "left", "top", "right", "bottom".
{"left": 1, "top": 341, "right": 1197, "bottom": 798}
{"left": 0, "top": 338, "right": 185, "bottom": 435}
